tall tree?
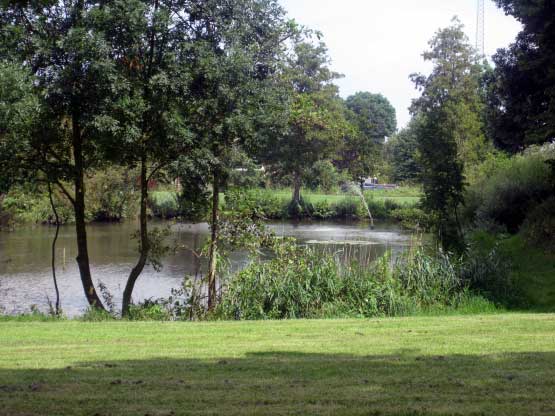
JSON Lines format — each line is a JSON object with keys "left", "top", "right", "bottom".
{"left": 0, "top": 1, "right": 131, "bottom": 310}
{"left": 262, "top": 39, "right": 350, "bottom": 209}
{"left": 183, "top": 0, "right": 292, "bottom": 309}
{"left": 339, "top": 92, "right": 397, "bottom": 185}
{"left": 410, "top": 18, "right": 484, "bottom": 251}
{"left": 95, "top": 0, "right": 192, "bottom": 316}
{"left": 386, "top": 117, "right": 422, "bottom": 184}
{"left": 487, "top": 0, "right": 555, "bottom": 151}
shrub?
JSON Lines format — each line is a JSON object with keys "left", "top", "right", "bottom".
{"left": 521, "top": 197, "right": 555, "bottom": 249}
{"left": 127, "top": 299, "right": 172, "bottom": 321}
{"left": 460, "top": 233, "right": 522, "bottom": 307}
{"left": 86, "top": 167, "right": 138, "bottom": 222}
{"left": 217, "top": 240, "right": 340, "bottom": 320}
{"left": 305, "top": 160, "right": 343, "bottom": 193}
{"left": 2, "top": 186, "right": 74, "bottom": 224}
{"left": 149, "top": 191, "right": 180, "bottom": 219}
{"left": 216, "top": 238, "right": 490, "bottom": 320}
{"left": 312, "top": 200, "right": 334, "bottom": 219}
{"left": 465, "top": 143, "right": 555, "bottom": 233}
{"left": 395, "top": 248, "right": 463, "bottom": 308}
{"left": 391, "top": 207, "right": 431, "bottom": 231}
{"left": 80, "top": 307, "right": 116, "bottom": 321}
{"left": 333, "top": 198, "right": 363, "bottom": 219}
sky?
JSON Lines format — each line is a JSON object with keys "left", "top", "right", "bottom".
{"left": 279, "top": 0, "right": 522, "bottom": 129}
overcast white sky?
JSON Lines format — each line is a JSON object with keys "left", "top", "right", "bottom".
{"left": 279, "top": 0, "right": 522, "bottom": 128}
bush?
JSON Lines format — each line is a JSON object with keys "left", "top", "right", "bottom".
{"left": 460, "top": 232, "right": 522, "bottom": 307}
{"left": 2, "top": 186, "right": 74, "bottom": 224}
{"left": 465, "top": 143, "right": 555, "bottom": 233}
{"left": 311, "top": 200, "right": 334, "bottom": 219}
{"left": 2, "top": 167, "right": 139, "bottom": 224}
{"left": 395, "top": 248, "right": 463, "bottom": 308}
{"left": 521, "top": 197, "right": 555, "bottom": 249}
{"left": 391, "top": 207, "right": 431, "bottom": 231}
{"left": 305, "top": 160, "right": 344, "bottom": 192}
{"left": 333, "top": 198, "right": 363, "bottom": 219}
{"left": 225, "top": 189, "right": 287, "bottom": 220}
{"left": 87, "top": 167, "right": 138, "bottom": 221}
{"left": 216, "top": 238, "right": 495, "bottom": 320}
{"left": 127, "top": 299, "right": 172, "bottom": 321}
{"left": 149, "top": 191, "right": 180, "bottom": 219}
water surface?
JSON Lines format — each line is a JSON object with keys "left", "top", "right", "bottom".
{"left": 0, "top": 220, "right": 413, "bottom": 316}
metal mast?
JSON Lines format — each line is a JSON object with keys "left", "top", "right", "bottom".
{"left": 476, "top": 0, "right": 485, "bottom": 56}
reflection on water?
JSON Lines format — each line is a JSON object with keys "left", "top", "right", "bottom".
{"left": 0, "top": 220, "right": 414, "bottom": 316}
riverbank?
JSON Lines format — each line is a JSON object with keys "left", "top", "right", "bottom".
{"left": 1, "top": 185, "right": 423, "bottom": 228}
{"left": 151, "top": 186, "right": 425, "bottom": 225}
{"left": 1, "top": 313, "right": 554, "bottom": 415}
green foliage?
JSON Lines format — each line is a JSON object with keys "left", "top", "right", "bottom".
{"left": 259, "top": 39, "right": 351, "bottom": 204}
{"left": 410, "top": 18, "right": 484, "bottom": 251}
{"left": 218, "top": 188, "right": 274, "bottom": 254}
{"left": 86, "top": 167, "right": 138, "bottom": 222}
{"left": 346, "top": 92, "right": 397, "bottom": 143}
{"left": 2, "top": 186, "right": 74, "bottom": 224}
{"left": 390, "top": 207, "right": 431, "bottom": 231}
{"left": 149, "top": 191, "right": 180, "bottom": 219}
{"left": 217, "top": 238, "right": 500, "bottom": 320}
{"left": 332, "top": 198, "right": 363, "bottom": 219}
{"left": 387, "top": 117, "right": 422, "bottom": 183}
{"left": 127, "top": 300, "right": 172, "bottom": 321}
{"left": 80, "top": 307, "right": 116, "bottom": 322}
{"left": 488, "top": 0, "right": 555, "bottom": 151}
{"left": 2, "top": 168, "right": 139, "bottom": 224}
{"left": 305, "top": 160, "right": 343, "bottom": 192}
{"left": 465, "top": 143, "right": 555, "bottom": 233}
{"left": 460, "top": 238, "right": 520, "bottom": 307}
{"left": 521, "top": 197, "right": 555, "bottom": 248}
{"left": 338, "top": 92, "right": 397, "bottom": 183}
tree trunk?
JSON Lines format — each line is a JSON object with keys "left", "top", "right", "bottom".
{"left": 122, "top": 155, "right": 149, "bottom": 317}
{"left": 47, "top": 182, "right": 61, "bottom": 315}
{"left": 292, "top": 172, "right": 302, "bottom": 205}
{"left": 207, "top": 171, "right": 220, "bottom": 310}
{"left": 72, "top": 114, "right": 106, "bottom": 311}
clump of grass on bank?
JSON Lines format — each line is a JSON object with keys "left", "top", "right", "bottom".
{"left": 215, "top": 237, "right": 508, "bottom": 321}
{"left": 1, "top": 314, "right": 555, "bottom": 415}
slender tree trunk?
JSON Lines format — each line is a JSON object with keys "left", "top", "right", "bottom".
{"left": 122, "top": 154, "right": 149, "bottom": 317}
{"left": 207, "top": 171, "right": 220, "bottom": 310}
{"left": 47, "top": 182, "right": 61, "bottom": 315}
{"left": 292, "top": 172, "right": 302, "bottom": 205}
{"left": 72, "top": 115, "right": 106, "bottom": 310}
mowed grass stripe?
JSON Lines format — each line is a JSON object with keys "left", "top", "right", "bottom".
{"left": 1, "top": 314, "right": 555, "bottom": 415}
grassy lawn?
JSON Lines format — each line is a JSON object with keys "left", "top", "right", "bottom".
{"left": 256, "top": 186, "right": 421, "bottom": 206}
{"left": 2, "top": 314, "right": 555, "bottom": 415}
{"left": 501, "top": 236, "right": 555, "bottom": 312}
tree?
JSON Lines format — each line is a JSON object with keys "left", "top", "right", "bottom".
{"left": 387, "top": 117, "right": 422, "bottom": 184}
{"left": 95, "top": 0, "right": 192, "bottom": 316}
{"left": 410, "top": 18, "right": 484, "bottom": 251}
{"left": 487, "top": 0, "right": 555, "bottom": 152}
{"left": 339, "top": 92, "right": 397, "bottom": 185}
{"left": 262, "top": 40, "right": 350, "bottom": 209}
{"left": 0, "top": 1, "right": 131, "bottom": 310}
{"left": 346, "top": 92, "right": 396, "bottom": 142}
{"left": 182, "top": 0, "right": 292, "bottom": 309}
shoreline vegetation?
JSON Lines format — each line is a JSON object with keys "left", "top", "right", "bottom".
{"left": 0, "top": 183, "right": 425, "bottom": 230}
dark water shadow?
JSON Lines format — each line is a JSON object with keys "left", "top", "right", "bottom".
{"left": 1, "top": 350, "right": 555, "bottom": 415}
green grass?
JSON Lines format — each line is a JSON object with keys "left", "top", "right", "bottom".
{"left": 266, "top": 186, "right": 421, "bottom": 206}
{"left": 500, "top": 236, "right": 555, "bottom": 312}
{"left": 2, "top": 314, "right": 555, "bottom": 415}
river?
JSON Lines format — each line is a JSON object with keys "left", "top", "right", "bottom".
{"left": 0, "top": 220, "right": 414, "bottom": 316}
